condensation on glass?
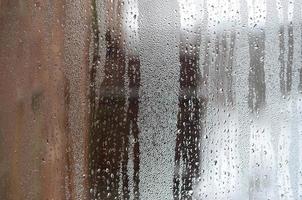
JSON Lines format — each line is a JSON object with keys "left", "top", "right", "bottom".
{"left": 0, "top": 0, "right": 302, "bottom": 199}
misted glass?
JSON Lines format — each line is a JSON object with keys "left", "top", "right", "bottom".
{"left": 1, "top": 0, "right": 302, "bottom": 199}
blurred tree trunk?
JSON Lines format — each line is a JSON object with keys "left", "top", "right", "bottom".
{"left": 0, "top": 0, "right": 91, "bottom": 199}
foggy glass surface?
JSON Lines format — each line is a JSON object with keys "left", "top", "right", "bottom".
{"left": 0, "top": 0, "right": 302, "bottom": 199}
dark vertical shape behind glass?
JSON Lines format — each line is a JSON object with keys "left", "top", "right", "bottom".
{"left": 213, "top": 31, "right": 236, "bottom": 106}
{"left": 279, "top": 23, "right": 294, "bottom": 96}
{"left": 286, "top": 24, "right": 294, "bottom": 94}
{"left": 89, "top": 1, "right": 127, "bottom": 199}
{"left": 248, "top": 31, "right": 266, "bottom": 112}
{"left": 89, "top": 1, "right": 141, "bottom": 199}
{"left": 92, "top": 27, "right": 127, "bottom": 198}
{"left": 173, "top": 31, "right": 202, "bottom": 199}
{"left": 89, "top": 0, "right": 100, "bottom": 197}
{"left": 126, "top": 54, "right": 141, "bottom": 200}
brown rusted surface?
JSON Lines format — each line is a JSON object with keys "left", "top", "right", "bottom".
{"left": 0, "top": 0, "right": 91, "bottom": 199}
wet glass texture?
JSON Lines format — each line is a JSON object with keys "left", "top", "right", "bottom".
{"left": 1, "top": 0, "right": 302, "bottom": 199}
